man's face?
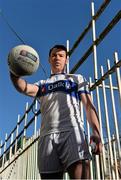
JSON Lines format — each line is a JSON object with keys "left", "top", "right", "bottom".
{"left": 49, "top": 48, "right": 67, "bottom": 74}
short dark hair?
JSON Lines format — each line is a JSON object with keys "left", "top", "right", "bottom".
{"left": 49, "top": 44, "right": 67, "bottom": 57}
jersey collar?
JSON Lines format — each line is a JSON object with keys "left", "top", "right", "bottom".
{"left": 50, "top": 72, "right": 66, "bottom": 77}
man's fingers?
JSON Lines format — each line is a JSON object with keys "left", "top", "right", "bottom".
{"left": 92, "top": 142, "right": 102, "bottom": 155}
{"left": 90, "top": 135, "right": 103, "bottom": 155}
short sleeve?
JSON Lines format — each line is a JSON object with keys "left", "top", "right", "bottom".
{"left": 77, "top": 75, "right": 90, "bottom": 97}
{"left": 34, "top": 80, "right": 47, "bottom": 98}
{"left": 34, "top": 80, "right": 41, "bottom": 87}
{"left": 34, "top": 80, "right": 42, "bottom": 98}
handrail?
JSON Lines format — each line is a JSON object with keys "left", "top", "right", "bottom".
{"left": 70, "top": 10, "right": 121, "bottom": 73}
{"left": 69, "top": 0, "right": 111, "bottom": 56}
{"left": 90, "top": 59, "right": 121, "bottom": 91}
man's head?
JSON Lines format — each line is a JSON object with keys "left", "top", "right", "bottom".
{"left": 49, "top": 44, "right": 68, "bottom": 74}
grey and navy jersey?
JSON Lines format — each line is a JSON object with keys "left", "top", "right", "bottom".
{"left": 35, "top": 73, "right": 90, "bottom": 137}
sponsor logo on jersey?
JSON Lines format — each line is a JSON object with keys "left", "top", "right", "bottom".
{"left": 40, "top": 80, "right": 78, "bottom": 96}
{"left": 48, "top": 81, "right": 71, "bottom": 91}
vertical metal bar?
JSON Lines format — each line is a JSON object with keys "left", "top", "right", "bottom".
{"left": 101, "top": 66, "right": 115, "bottom": 179}
{"left": 31, "top": 138, "right": 34, "bottom": 179}
{"left": 23, "top": 102, "right": 29, "bottom": 150}
{"left": 91, "top": 2, "right": 98, "bottom": 81}
{"left": 27, "top": 139, "right": 30, "bottom": 179}
{"left": 88, "top": 77, "right": 94, "bottom": 180}
{"left": 33, "top": 139, "right": 36, "bottom": 179}
{"left": 36, "top": 131, "right": 40, "bottom": 179}
{"left": 91, "top": 3, "right": 107, "bottom": 178}
{"left": 65, "top": 40, "right": 70, "bottom": 179}
{"left": 90, "top": 83, "right": 107, "bottom": 178}
{"left": 107, "top": 59, "right": 121, "bottom": 168}
{"left": 89, "top": 78, "right": 104, "bottom": 180}
{"left": 114, "top": 52, "right": 121, "bottom": 105}
{"left": 106, "top": 139, "right": 112, "bottom": 180}
{"left": 15, "top": 115, "right": 20, "bottom": 154}
{"left": 34, "top": 100, "right": 38, "bottom": 136}
{"left": 29, "top": 138, "right": 32, "bottom": 179}
{"left": 112, "top": 134, "right": 119, "bottom": 180}
{"left": 95, "top": 87, "right": 107, "bottom": 180}
{"left": 66, "top": 39, "right": 69, "bottom": 73}
{"left": 2, "top": 133, "right": 7, "bottom": 168}
{"left": 0, "top": 140, "right": 2, "bottom": 157}
{"left": 9, "top": 133, "right": 14, "bottom": 161}
{"left": 64, "top": 172, "right": 69, "bottom": 180}
{"left": 36, "top": 137, "right": 39, "bottom": 179}
{"left": 95, "top": 155, "right": 101, "bottom": 180}
{"left": 25, "top": 139, "right": 29, "bottom": 179}
{"left": 24, "top": 102, "right": 29, "bottom": 137}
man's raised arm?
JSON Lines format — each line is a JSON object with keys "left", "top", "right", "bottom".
{"left": 10, "top": 73, "right": 39, "bottom": 97}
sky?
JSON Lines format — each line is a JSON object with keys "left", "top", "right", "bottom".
{"left": 0, "top": 0, "right": 121, "bottom": 143}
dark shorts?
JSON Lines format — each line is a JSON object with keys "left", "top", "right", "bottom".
{"left": 37, "top": 127, "right": 91, "bottom": 173}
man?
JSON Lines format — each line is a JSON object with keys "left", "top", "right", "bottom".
{"left": 10, "top": 44, "right": 102, "bottom": 179}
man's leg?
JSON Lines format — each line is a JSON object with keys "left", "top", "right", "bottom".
{"left": 40, "top": 172, "right": 63, "bottom": 180}
{"left": 67, "top": 160, "right": 90, "bottom": 179}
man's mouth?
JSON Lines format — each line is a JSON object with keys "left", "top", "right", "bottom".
{"left": 55, "top": 62, "right": 60, "bottom": 66}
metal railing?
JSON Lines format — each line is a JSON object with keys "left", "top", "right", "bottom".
{"left": 0, "top": 0, "right": 121, "bottom": 179}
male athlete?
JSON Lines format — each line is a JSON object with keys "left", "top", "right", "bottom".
{"left": 10, "top": 44, "right": 102, "bottom": 179}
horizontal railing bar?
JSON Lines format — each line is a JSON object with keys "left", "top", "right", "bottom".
{"left": 90, "top": 60, "right": 121, "bottom": 91}
{"left": 90, "top": 83, "right": 119, "bottom": 90}
{"left": 94, "top": 0, "right": 111, "bottom": 21}
{"left": 69, "top": 0, "right": 111, "bottom": 56}
{"left": 104, "top": 136, "right": 121, "bottom": 146}
{"left": 95, "top": 10, "right": 121, "bottom": 46}
{"left": 70, "top": 10, "right": 121, "bottom": 73}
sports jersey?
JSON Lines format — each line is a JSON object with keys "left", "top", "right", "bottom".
{"left": 35, "top": 73, "right": 90, "bottom": 137}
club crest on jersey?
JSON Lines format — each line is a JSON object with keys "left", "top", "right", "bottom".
{"left": 41, "top": 86, "right": 46, "bottom": 93}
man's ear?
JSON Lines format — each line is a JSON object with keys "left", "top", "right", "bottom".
{"left": 65, "top": 58, "right": 68, "bottom": 64}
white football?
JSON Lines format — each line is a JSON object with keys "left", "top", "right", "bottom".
{"left": 8, "top": 45, "right": 40, "bottom": 76}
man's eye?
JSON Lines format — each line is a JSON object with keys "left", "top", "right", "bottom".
{"left": 59, "top": 54, "right": 64, "bottom": 57}
{"left": 52, "top": 54, "right": 56, "bottom": 57}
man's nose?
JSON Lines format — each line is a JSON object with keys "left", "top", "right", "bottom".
{"left": 54, "top": 54, "right": 60, "bottom": 59}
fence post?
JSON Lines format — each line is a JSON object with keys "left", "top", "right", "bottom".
{"left": 112, "top": 134, "right": 119, "bottom": 180}
{"left": 101, "top": 66, "right": 115, "bottom": 179}
{"left": 2, "top": 133, "right": 8, "bottom": 168}
{"left": 23, "top": 102, "right": 29, "bottom": 148}
{"left": 107, "top": 59, "right": 121, "bottom": 168}
{"left": 114, "top": 52, "right": 121, "bottom": 105}
{"left": 0, "top": 141, "right": 2, "bottom": 157}
{"left": 15, "top": 115, "right": 20, "bottom": 154}
{"left": 9, "top": 133, "right": 14, "bottom": 161}
{"left": 34, "top": 100, "right": 38, "bottom": 136}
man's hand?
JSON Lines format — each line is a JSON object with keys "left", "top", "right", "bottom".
{"left": 90, "top": 135, "right": 102, "bottom": 155}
